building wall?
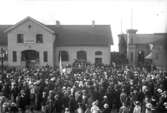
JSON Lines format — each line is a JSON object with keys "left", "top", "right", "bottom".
{"left": 0, "top": 46, "right": 8, "bottom": 66}
{"left": 126, "top": 29, "right": 137, "bottom": 64}
{"left": 127, "top": 45, "right": 136, "bottom": 64}
{"left": 152, "top": 45, "right": 167, "bottom": 70}
{"left": 7, "top": 20, "right": 55, "bottom": 67}
{"left": 118, "top": 34, "right": 127, "bottom": 56}
{"left": 55, "top": 46, "right": 110, "bottom": 66}
{"left": 126, "top": 29, "right": 151, "bottom": 65}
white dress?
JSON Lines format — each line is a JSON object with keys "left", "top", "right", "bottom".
{"left": 91, "top": 105, "right": 101, "bottom": 113}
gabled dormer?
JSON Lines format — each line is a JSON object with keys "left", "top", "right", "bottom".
{"left": 4, "top": 16, "right": 54, "bottom": 34}
{"left": 5, "top": 16, "right": 55, "bottom": 46}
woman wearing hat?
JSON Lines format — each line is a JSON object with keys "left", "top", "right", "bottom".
{"left": 91, "top": 100, "right": 101, "bottom": 113}
{"left": 133, "top": 101, "right": 141, "bottom": 113}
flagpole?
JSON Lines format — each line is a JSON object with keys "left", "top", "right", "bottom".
{"left": 131, "top": 8, "right": 133, "bottom": 29}
{"left": 59, "top": 52, "right": 63, "bottom": 75}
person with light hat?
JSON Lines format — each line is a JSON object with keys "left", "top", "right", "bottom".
{"left": 102, "top": 103, "right": 110, "bottom": 113}
{"left": 91, "top": 100, "right": 101, "bottom": 113}
{"left": 41, "top": 91, "right": 47, "bottom": 113}
{"left": 99, "top": 95, "right": 109, "bottom": 109}
{"left": 163, "top": 102, "right": 167, "bottom": 112}
{"left": 76, "top": 102, "right": 84, "bottom": 113}
{"left": 119, "top": 102, "right": 129, "bottom": 113}
{"left": 145, "top": 102, "right": 152, "bottom": 113}
{"left": 10, "top": 101, "right": 18, "bottom": 113}
{"left": 64, "top": 107, "right": 70, "bottom": 113}
{"left": 151, "top": 97, "right": 158, "bottom": 113}
{"left": 133, "top": 101, "right": 141, "bottom": 113}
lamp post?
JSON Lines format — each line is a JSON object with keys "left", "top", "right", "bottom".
{"left": 0, "top": 48, "right": 7, "bottom": 76}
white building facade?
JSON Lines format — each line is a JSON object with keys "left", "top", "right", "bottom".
{"left": 0, "top": 17, "right": 113, "bottom": 67}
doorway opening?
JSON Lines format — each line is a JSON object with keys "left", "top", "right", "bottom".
{"left": 21, "top": 50, "right": 39, "bottom": 68}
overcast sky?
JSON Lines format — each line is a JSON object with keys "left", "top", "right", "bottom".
{"left": 0, "top": 0, "right": 167, "bottom": 51}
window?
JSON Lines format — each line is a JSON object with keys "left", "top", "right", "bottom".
{"left": 77, "top": 51, "right": 87, "bottom": 61}
{"left": 36, "top": 34, "right": 43, "bottom": 43}
{"left": 95, "top": 51, "right": 102, "bottom": 55}
{"left": 13, "top": 51, "right": 17, "bottom": 62}
{"left": 95, "top": 58, "right": 102, "bottom": 65}
{"left": 43, "top": 51, "right": 48, "bottom": 62}
{"left": 130, "top": 52, "right": 133, "bottom": 62}
{"left": 59, "top": 51, "right": 69, "bottom": 61}
{"left": 17, "top": 34, "right": 24, "bottom": 43}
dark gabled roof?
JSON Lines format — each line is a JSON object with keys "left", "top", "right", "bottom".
{"left": 47, "top": 25, "right": 113, "bottom": 46}
{"left": 0, "top": 24, "right": 113, "bottom": 47}
{"left": 133, "top": 34, "right": 156, "bottom": 44}
{"left": 152, "top": 34, "right": 167, "bottom": 45}
{"left": 118, "top": 33, "right": 167, "bottom": 45}
{"left": 134, "top": 33, "right": 167, "bottom": 44}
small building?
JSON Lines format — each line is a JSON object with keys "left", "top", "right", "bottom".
{"left": 118, "top": 29, "right": 167, "bottom": 70}
{"left": 0, "top": 17, "right": 113, "bottom": 68}
{"left": 152, "top": 35, "right": 167, "bottom": 70}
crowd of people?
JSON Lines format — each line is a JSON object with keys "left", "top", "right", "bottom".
{"left": 0, "top": 64, "right": 167, "bottom": 113}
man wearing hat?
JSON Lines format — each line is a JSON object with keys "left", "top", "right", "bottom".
{"left": 102, "top": 103, "right": 110, "bottom": 113}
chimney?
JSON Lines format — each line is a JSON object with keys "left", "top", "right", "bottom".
{"left": 56, "top": 20, "right": 60, "bottom": 25}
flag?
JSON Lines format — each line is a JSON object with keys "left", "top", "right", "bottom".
{"left": 59, "top": 52, "right": 63, "bottom": 75}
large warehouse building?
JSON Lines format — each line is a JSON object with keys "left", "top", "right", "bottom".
{"left": 118, "top": 29, "right": 167, "bottom": 70}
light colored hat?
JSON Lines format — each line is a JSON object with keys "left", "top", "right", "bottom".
{"left": 92, "top": 101, "right": 96, "bottom": 106}
{"left": 157, "top": 88, "right": 162, "bottom": 93}
{"left": 103, "top": 95, "right": 107, "bottom": 99}
{"left": 135, "top": 101, "right": 140, "bottom": 105}
{"left": 65, "top": 107, "right": 69, "bottom": 111}
{"left": 164, "top": 102, "right": 167, "bottom": 106}
{"left": 104, "top": 103, "right": 109, "bottom": 108}
{"left": 49, "top": 90, "right": 53, "bottom": 94}
{"left": 92, "top": 100, "right": 98, "bottom": 106}
{"left": 50, "top": 77, "right": 55, "bottom": 81}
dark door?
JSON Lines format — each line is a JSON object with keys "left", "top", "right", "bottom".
{"left": 21, "top": 50, "right": 39, "bottom": 68}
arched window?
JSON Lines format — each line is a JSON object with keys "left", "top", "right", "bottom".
{"left": 59, "top": 51, "right": 69, "bottom": 61}
{"left": 95, "top": 51, "right": 102, "bottom": 55}
{"left": 77, "top": 51, "right": 87, "bottom": 61}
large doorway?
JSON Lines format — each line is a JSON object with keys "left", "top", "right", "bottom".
{"left": 21, "top": 50, "right": 39, "bottom": 68}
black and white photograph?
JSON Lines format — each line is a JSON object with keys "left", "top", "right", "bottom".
{"left": 0, "top": 0, "right": 167, "bottom": 113}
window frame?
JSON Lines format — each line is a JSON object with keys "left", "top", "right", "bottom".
{"left": 95, "top": 51, "right": 103, "bottom": 55}
{"left": 17, "top": 34, "right": 24, "bottom": 43}
{"left": 43, "top": 51, "right": 48, "bottom": 62}
{"left": 59, "top": 51, "right": 69, "bottom": 62}
{"left": 130, "top": 52, "right": 133, "bottom": 62}
{"left": 36, "top": 34, "right": 43, "bottom": 43}
{"left": 13, "top": 51, "right": 17, "bottom": 62}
